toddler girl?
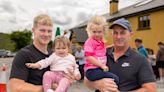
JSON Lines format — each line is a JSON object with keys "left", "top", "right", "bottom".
{"left": 84, "top": 15, "right": 119, "bottom": 85}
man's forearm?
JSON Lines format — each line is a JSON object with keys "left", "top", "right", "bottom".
{"left": 83, "top": 77, "right": 98, "bottom": 90}
{"left": 10, "top": 78, "right": 43, "bottom": 92}
{"left": 17, "top": 83, "right": 42, "bottom": 92}
{"left": 131, "top": 82, "right": 157, "bottom": 92}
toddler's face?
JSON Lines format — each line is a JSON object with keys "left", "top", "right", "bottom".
{"left": 90, "top": 24, "right": 104, "bottom": 40}
{"left": 54, "top": 42, "right": 69, "bottom": 57}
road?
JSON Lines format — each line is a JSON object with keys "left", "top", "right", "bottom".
{"left": 0, "top": 58, "right": 164, "bottom": 92}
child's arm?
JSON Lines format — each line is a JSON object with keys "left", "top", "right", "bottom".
{"left": 25, "top": 58, "right": 51, "bottom": 69}
{"left": 86, "top": 56, "right": 108, "bottom": 71}
{"left": 26, "top": 53, "right": 55, "bottom": 69}
{"left": 26, "top": 63, "right": 41, "bottom": 69}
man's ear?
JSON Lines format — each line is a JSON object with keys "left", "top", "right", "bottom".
{"left": 130, "top": 32, "right": 133, "bottom": 36}
{"left": 32, "top": 28, "right": 35, "bottom": 33}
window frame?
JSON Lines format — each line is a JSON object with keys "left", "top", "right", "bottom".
{"left": 138, "top": 15, "right": 150, "bottom": 30}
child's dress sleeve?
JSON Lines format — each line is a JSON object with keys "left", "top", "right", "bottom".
{"left": 36, "top": 53, "right": 56, "bottom": 69}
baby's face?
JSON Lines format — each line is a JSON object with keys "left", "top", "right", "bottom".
{"left": 54, "top": 42, "right": 69, "bottom": 57}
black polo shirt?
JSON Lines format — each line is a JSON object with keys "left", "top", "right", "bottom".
{"left": 106, "top": 47, "right": 155, "bottom": 91}
{"left": 10, "top": 44, "right": 52, "bottom": 85}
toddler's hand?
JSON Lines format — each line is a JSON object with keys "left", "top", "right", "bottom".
{"left": 101, "top": 65, "right": 109, "bottom": 72}
{"left": 25, "top": 63, "right": 40, "bottom": 69}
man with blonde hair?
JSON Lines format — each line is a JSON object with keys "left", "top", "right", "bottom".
{"left": 10, "top": 14, "right": 54, "bottom": 92}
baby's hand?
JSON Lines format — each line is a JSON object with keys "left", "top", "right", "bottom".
{"left": 75, "top": 74, "right": 81, "bottom": 80}
{"left": 101, "top": 65, "right": 109, "bottom": 72}
{"left": 25, "top": 63, "right": 40, "bottom": 69}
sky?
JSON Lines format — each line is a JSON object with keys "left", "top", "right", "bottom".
{"left": 0, "top": 0, "right": 143, "bottom": 34}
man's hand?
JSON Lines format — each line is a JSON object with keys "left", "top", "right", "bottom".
{"left": 64, "top": 67, "right": 76, "bottom": 83}
{"left": 84, "top": 77, "right": 119, "bottom": 92}
{"left": 75, "top": 74, "right": 81, "bottom": 80}
{"left": 96, "top": 78, "right": 119, "bottom": 92}
{"left": 51, "top": 83, "right": 58, "bottom": 90}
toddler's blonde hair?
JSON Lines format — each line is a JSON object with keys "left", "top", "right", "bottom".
{"left": 86, "top": 15, "right": 108, "bottom": 37}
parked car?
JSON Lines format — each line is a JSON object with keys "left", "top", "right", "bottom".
{"left": 0, "top": 50, "right": 7, "bottom": 58}
{"left": 6, "top": 51, "right": 16, "bottom": 57}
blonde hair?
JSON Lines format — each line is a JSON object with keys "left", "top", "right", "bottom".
{"left": 86, "top": 15, "right": 108, "bottom": 37}
{"left": 33, "top": 14, "right": 53, "bottom": 27}
{"left": 53, "top": 36, "right": 72, "bottom": 53}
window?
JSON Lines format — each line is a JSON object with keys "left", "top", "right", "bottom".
{"left": 138, "top": 15, "right": 150, "bottom": 30}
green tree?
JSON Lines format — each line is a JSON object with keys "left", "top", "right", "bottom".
{"left": 10, "top": 29, "right": 32, "bottom": 51}
{"left": 0, "top": 33, "right": 15, "bottom": 51}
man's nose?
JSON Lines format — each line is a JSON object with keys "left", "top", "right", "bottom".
{"left": 44, "top": 31, "right": 50, "bottom": 36}
{"left": 116, "top": 33, "right": 121, "bottom": 38}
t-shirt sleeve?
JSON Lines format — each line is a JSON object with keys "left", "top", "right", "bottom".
{"left": 84, "top": 39, "right": 95, "bottom": 56}
{"left": 10, "top": 49, "right": 30, "bottom": 81}
{"left": 138, "top": 58, "right": 156, "bottom": 85}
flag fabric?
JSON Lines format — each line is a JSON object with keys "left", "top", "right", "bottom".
{"left": 55, "top": 27, "right": 60, "bottom": 37}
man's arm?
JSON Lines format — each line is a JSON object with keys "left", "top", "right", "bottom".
{"left": 84, "top": 77, "right": 119, "bottom": 92}
{"left": 10, "top": 78, "right": 43, "bottom": 92}
{"left": 133, "top": 56, "right": 157, "bottom": 92}
{"left": 131, "top": 82, "right": 157, "bottom": 92}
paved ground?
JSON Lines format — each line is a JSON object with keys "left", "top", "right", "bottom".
{"left": 0, "top": 58, "right": 164, "bottom": 92}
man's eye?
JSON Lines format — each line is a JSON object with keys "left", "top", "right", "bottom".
{"left": 97, "top": 31, "right": 103, "bottom": 33}
{"left": 39, "top": 29, "right": 45, "bottom": 32}
{"left": 48, "top": 30, "right": 52, "bottom": 33}
{"left": 92, "top": 31, "right": 96, "bottom": 33}
{"left": 121, "top": 31, "right": 126, "bottom": 35}
{"left": 113, "top": 32, "right": 117, "bottom": 35}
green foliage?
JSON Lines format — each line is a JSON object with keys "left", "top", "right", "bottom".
{"left": 0, "top": 33, "right": 15, "bottom": 51}
{"left": 10, "top": 29, "right": 32, "bottom": 51}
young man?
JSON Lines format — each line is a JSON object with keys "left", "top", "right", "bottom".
{"left": 84, "top": 18, "right": 156, "bottom": 92}
{"left": 9, "top": 14, "right": 73, "bottom": 92}
{"left": 135, "top": 38, "right": 148, "bottom": 58}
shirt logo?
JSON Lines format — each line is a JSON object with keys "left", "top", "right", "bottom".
{"left": 121, "top": 62, "right": 130, "bottom": 67}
